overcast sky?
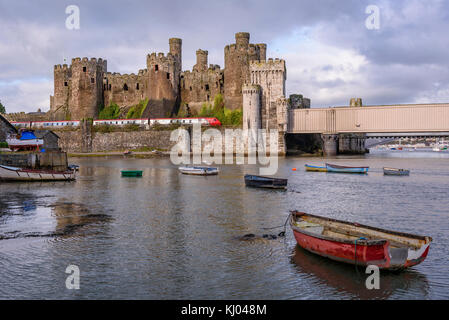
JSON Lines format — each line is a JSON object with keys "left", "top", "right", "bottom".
{"left": 1, "top": 0, "right": 448, "bottom": 113}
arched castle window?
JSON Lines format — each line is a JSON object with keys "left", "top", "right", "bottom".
{"left": 123, "top": 84, "right": 128, "bottom": 91}
{"left": 83, "top": 67, "right": 86, "bottom": 72}
{"left": 91, "top": 78, "right": 95, "bottom": 84}
{"left": 205, "top": 84, "right": 209, "bottom": 91}
{"left": 64, "top": 82, "right": 68, "bottom": 87}
{"left": 167, "top": 73, "right": 170, "bottom": 80}
{"left": 136, "top": 83, "right": 139, "bottom": 90}
{"left": 154, "top": 65, "right": 159, "bottom": 71}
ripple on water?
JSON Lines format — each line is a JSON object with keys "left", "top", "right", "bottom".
{"left": 1, "top": 155, "right": 448, "bottom": 299}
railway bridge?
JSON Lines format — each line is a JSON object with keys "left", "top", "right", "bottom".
{"left": 287, "top": 103, "right": 449, "bottom": 155}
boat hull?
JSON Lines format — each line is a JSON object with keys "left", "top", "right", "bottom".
{"left": 326, "top": 163, "right": 369, "bottom": 174}
{"left": 383, "top": 168, "right": 410, "bottom": 176}
{"left": 179, "top": 166, "right": 219, "bottom": 176}
{"left": 290, "top": 212, "right": 432, "bottom": 270}
{"left": 0, "top": 165, "right": 75, "bottom": 181}
{"left": 121, "top": 170, "right": 143, "bottom": 177}
{"left": 244, "top": 174, "right": 287, "bottom": 189}
{"left": 305, "top": 164, "right": 327, "bottom": 172}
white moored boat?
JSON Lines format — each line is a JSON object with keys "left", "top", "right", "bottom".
{"left": 0, "top": 165, "right": 76, "bottom": 181}
{"left": 178, "top": 166, "right": 219, "bottom": 176}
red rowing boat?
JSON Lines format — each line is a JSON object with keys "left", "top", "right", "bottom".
{"left": 289, "top": 211, "right": 432, "bottom": 270}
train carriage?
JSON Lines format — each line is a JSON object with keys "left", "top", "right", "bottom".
{"left": 10, "top": 117, "right": 221, "bottom": 129}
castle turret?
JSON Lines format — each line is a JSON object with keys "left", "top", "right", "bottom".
{"left": 169, "top": 38, "right": 182, "bottom": 58}
{"left": 51, "top": 64, "right": 71, "bottom": 116}
{"left": 193, "top": 49, "right": 208, "bottom": 72}
{"left": 256, "top": 44, "right": 267, "bottom": 61}
{"left": 242, "top": 84, "right": 261, "bottom": 132}
{"left": 350, "top": 97, "right": 363, "bottom": 107}
{"left": 169, "top": 38, "right": 182, "bottom": 76}
{"left": 235, "top": 32, "right": 250, "bottom": 49}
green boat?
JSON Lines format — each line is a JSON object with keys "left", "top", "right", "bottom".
{"left": 121, "top": 170, "right": 143, "bottom": 177}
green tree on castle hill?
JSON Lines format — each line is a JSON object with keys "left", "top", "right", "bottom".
{"left": 0, "top": 100, "right": 6, "bottom": 114}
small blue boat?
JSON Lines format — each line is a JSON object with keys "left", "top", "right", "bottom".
{"left": 326, "top": 163, "right": 369, "bottom": 174}
{"left": 305, "top": 164, "right": 327, "bottom": 172}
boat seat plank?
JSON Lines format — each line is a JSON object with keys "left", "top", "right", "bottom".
{"left": 322, "top": 226, "right": 416, "bottom": 248}
{"left": 303, "top": 217, "right": 424, "bottom": 249}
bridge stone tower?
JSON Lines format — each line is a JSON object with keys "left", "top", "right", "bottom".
{"left": 339, "top": 97, "right": 366, "bottom": 154}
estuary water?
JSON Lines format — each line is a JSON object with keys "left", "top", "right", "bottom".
{"left": 0, "top": 150, "right": 448, "bottom": 299}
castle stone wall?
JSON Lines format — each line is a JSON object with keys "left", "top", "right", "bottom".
{"left": 104, "top": 71, "right": 147, "bottom": 109}
{"left": 57, "top": 130, "right": 176, "bottom": 153}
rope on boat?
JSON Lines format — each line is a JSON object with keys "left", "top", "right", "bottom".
{"left": 260, "top": 213, "right": 291, "bottom": 239}
{"left": 261, "top": 213, "right": 290, "bottom": 232}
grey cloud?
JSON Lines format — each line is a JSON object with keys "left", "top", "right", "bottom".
{"left": 0, "top": 0, "right": 448, "bottom": 112}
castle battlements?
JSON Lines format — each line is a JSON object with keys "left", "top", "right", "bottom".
{"left": 54, "top": 64, "right": 70, "bottom": 70}
{"left": 249, "top": 58, "right": 285, "bottom": 70}
{"left": 242, "top": 84, "right": 261, "bottom": 94}
{"left": 147, "top": 52, "right": 176, "bottom": 63}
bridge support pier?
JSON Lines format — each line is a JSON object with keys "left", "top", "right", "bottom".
{"left": 321, "top": 134, "right": 338, "bottom": 157}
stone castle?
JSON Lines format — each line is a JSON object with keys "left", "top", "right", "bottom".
{"left": 49, "top": 32, "right": 310, "bottom": 127}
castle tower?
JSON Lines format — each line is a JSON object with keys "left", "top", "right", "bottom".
{"left": 249, "top": 58, "right": 286, "bottom": 130}
{"left": 193, "top": 49, "right": 208, "bottom": 72}
{"left": 145, "top": 38, "right": 183, "bottom": 118}
{"left": 224, "top": 32, "right": 266, "bottom": 110}
{"left": 242, "top": 84, "right": 261, "bottom": 131}
{"left": 50, "top": 64, "right": 71, "bottom": 117}
{"left": 69, "top": 57, "right": 107, "bottom": 119}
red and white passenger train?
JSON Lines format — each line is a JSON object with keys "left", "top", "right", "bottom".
{"left": 10, "top": 117, "right": 221, "bottom": 128}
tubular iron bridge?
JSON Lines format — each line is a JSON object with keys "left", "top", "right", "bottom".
{"left": 288, "top": 103, "right": 449, "bottom": 138}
